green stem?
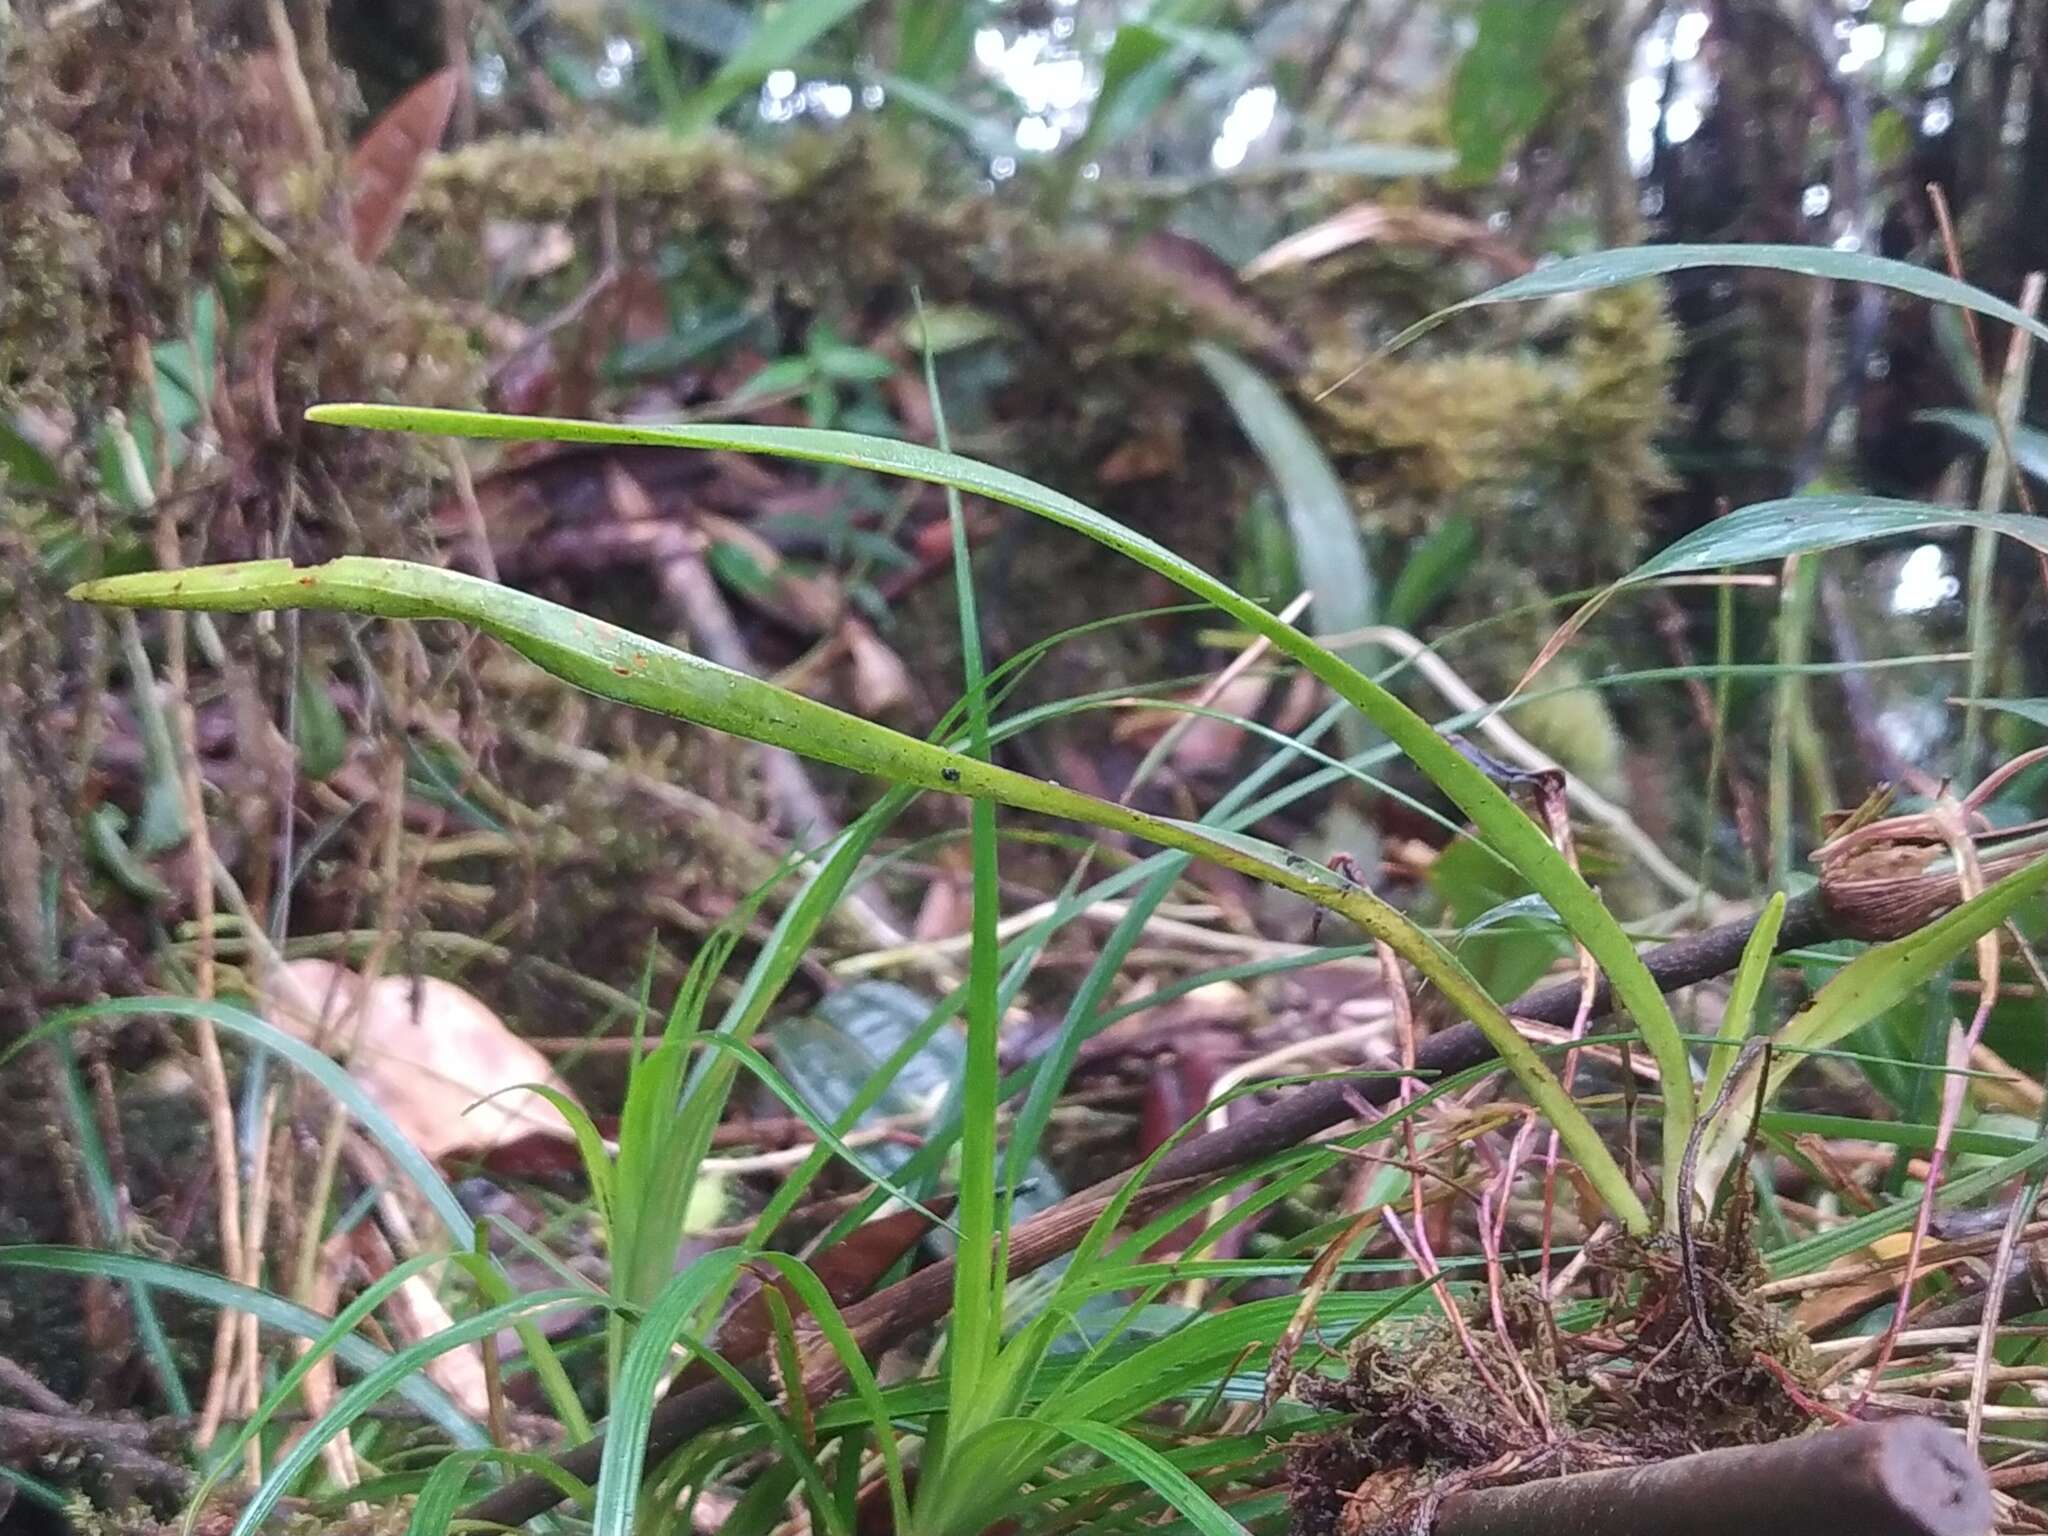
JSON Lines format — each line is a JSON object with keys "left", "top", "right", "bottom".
{"left": 1960, "top": 275, "right": 2043, "bottom": 774}
{"left": 310, "top": 404, "right": 1696, "bottom": 1221}
{"left": 74, "top": 553, "right": 1651, "bottom": 1235}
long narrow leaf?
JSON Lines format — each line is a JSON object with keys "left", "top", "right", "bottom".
{"left": 74, "top": 546, "right": 1646, "bottom": 1232}
{"left": 1631, "top": 496, "right": 2048, "bottom": 580}
{"left": 674, "top": 0, "right": 876, "bottom": 133}
{"left": 1697, "top": 854, "right": 2048, "bottom": 1183}
{"left": 1395, "top": 244, "right": 2048, "bottom": 354}
{"left": 233, "top": 1290, "right": 584, "bottom": 1536}
{"left": 1195, "top": 343, "right": 1377, "bottom": 708}
{"left": 296, "top": 403, "right": 1686, "bottom": 1214}
{"left": 0, "top": 1247, "right": 484, "bottom": 1445}
{"left": 9, "top": 997, "right": 475, "bottom": 1244}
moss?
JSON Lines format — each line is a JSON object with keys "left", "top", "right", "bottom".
{"left": 411, "top": 127, "right": 1676, "bottom": 632}
{"left": 0, "top": 2, "right": 243, "bottom": 410}
{"left": 1309, "top": 283, "right": 1676, "bottom": 588}
{"left": 0, "top": 116, "right": 103, "bottom": 408}
{"left": 1288, "top": 1227, "right": 1824, "bottom": 1536}
{"left": 414, "top": 128, "right": 1297, "bottom": 370}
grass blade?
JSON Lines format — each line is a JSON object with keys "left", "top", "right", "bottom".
{"left": 1195, "top": 342, "right": 1377, "bottom": 728}
{"left": 673, "top": 0, "right": 876, "bottom": 134}
{"left": 1631, "top": 496, "right": 2048, "bottom": 580}
{"left": 87, "top": 402, "right": 1677, "bottom": 1229}
{"left": 1393, "top": 244, "right": 2048, "bottom": 355}
{"left": 0, "top": 1247, "right": 485, "bottom": 1444}
{"left": 296, "top": 403, "right": 1687, "bottom": 1209}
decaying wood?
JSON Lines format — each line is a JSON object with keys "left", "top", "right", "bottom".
{"left": 1433, "top": 1419, "right": 1993, "bottom": 1536}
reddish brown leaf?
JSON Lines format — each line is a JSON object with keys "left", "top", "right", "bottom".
{"left": 1097, "top": 420, "right": 1185, "bottom": 483}
{"left": 1140, "top": 1031, "right": 1237, "bottom": 1259}
{"left": 1134, "top": 230, "right": 1304, "bottom": 372}
{"left": 677, "top": 1204, "right": 942, "bottom": 1389}
{"left": 349, "top": 66, "right": 461, "bottom": 263}
{"left": 842, "top": 617, "right": 915, "bottom": 718}
{"left": 264, "top": 959, "right": 583, "bottom": 1164}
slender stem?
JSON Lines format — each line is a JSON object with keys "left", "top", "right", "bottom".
{"left": 1960, "top": 274, "right": 2044, "bottom": 774}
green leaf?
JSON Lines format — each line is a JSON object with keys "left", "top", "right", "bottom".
{"left": 739, "top": 355, "right": 818, "bottom": 398}
{"left": 707, "top": 539, "right": 778, "bottom": 598}
{"left": 1928, "top": 307, "right": 1987, "bottom": 399}
{"left": 1400, "top": 244, "right": 2048, "bottom": 355}
{"left": 895, "top": 0, "right": 979, "bottom": 82}
{"left": 1385, "top": 514, "right": 1477, "bottom": 630}
{"left": 84, "top": 804, "right": 174, "bottom": 902}
{"left": 1048, "top": 0, "right": 1222, "bottom": 218}
{"left": 0, "top": 417, "right": 61, "bottom": 491}
{"left": 1631, "top": 496, "right": 2048, "bottom": 580}
{"left": 1916, "top": 408, "right": 2048, "bottom": 487}
{"left": 1759, "top": 1112, "right": 2034, "bottom": 1160}
{"left": 234, "top": 1290, "right": 583, "bottom": 1536}
{"left": 1049, "top": 1417, "right": 1248, "bottom": 1536}
{"left": 1448, "top": 0, "right": 1572, "bottom": 182}
{"left": 7, "top": 996, "right": 476, "bottom": 1246}
{"left": 293, "top": 660, "right": 350, "bottom": 779}
{"left": 895, "top": 305, "right": 1012, "bottom": 354}
{"left": 97, "top": 405, "right": 1672, "bottom": 1231}
{"left": 812, "top": 343, "right": 896, "bottom": 384}
{"left": 1698, "top": 855, "right": 2048, "bottom": 1183}
{"left": 1781, "top": 854, "right": 2048, "bottom": 1061}
{"left": 925, "top": 293, "right": 1011, "bottom": 1429}
{"left": 1195, "top": 344, "right": 1376, "bottom": 697}
{"left": 1958, "top": 697, "right": 2048, "bottom": 730}
{"left": 596, "top": 1253, "right": 839, "bottom": 1536}
{"left": 606, "top": 308, "right": 758, "bottom": 380}
{"left": 192, "top": 1249, "right": 511, "bottom": 1515}
{"left": 410, "top": 1449, "right": 593, "bottom": 1535}
{"left": 1431, "top": 838, "right": 1566, "bottom": 1006}
{"left": 779, "top": 980, "right": 1063, "bottom": 1234}
{"left": 1769, "top": 1141, "right": 2048, "bottom": 1276}
{"left": 0, "top": 1246, "right": 484, "bottom": 1445}
{"left": 866, "top": 69, "right": 1018, "bottom": 157}
{"left": 674, "top": 0, "right": 876, "bottom": 134}
{"left": 1700, "top": 889, "right": 1785, "bottom": 1113}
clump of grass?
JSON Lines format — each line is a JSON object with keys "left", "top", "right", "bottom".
{"left": 35, "top": 241, "right": 2048, "bottom": 1536}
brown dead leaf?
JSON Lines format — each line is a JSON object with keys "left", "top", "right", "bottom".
{"left": 349, "top": 66, "right": 461, "bottom": 263}
{"left": 1791, "top": 1232, "right": 1940, "bottom": 1334}
{"left": 1134, "top": 230, "right": 1304, "bottom": 371}
{"left": 348, "top": 1224, "right": 493, "bottom": 1420}
{"left": 1113, "top": 673, "right": 1316, "bottom": 778}
{"left": 1242, "top": 203, "right": 1533, "bottom": 282}
{"left": 298, "top": 1232, "right": 364, "bottom": 1486}
{"left": 912, "top": 848, "right": 972, "bottom": 943}
{"left": 266, "top": 960, "right": 581, "bottom": 1164}
{"left": 1141, "top": 1028, "right": 1237, "bottom": 1260}
{"left": 1097, "top": 420, "right": 1185, "bottom": 484}
{"left": 841, "top": 617, "right": 914, "bottom": 718}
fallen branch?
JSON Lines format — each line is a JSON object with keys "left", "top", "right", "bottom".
{"left": 1433, "top": 1419, "right": 1991, "bottom": 1536}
